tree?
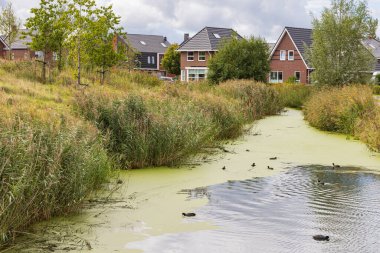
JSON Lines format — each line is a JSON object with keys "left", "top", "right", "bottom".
{"left": 25, "top": 0, "right": 68, "bottom": 83}
{"left": 86, "top": 5, "right": 125, "bottom": 84}
{"left": 207, "top": 37, "right": 270, "bottom": 84}
{"left": 161, "top": 43, "right": 180, "bottom": 75}
{"left": 307, "top": 0, "right": 378, "bottom": 86}
{"left": 0, "top": 2, "right": 20, "bottom": 60}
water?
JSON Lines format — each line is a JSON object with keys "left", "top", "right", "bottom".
{"left": 5, "top": 109, "right": 380, "bottom": 252}
{"left": 128, "top": 166, "right": 380, "bottom": 253}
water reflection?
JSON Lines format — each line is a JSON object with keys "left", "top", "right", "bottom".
{"left": 128, "top": 166, "right": 380, "bottom": 253}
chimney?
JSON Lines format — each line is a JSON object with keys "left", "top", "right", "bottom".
{"left": 164, "top": 36, "right": 167, "bottom": 42}
{"left": 184, "top": 33, "right": 190, "bottom": 42}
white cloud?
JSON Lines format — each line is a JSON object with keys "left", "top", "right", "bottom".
{"left": 3, "top": 0, "right": 380, "bottom": 43}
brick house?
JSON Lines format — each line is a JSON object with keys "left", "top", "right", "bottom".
{"left": 269, "top": 27, "right": 313, "bottom": 84}
{"left": 0, "top": 29, "right": 55, "bottom": 62}
{"left": 177, "top": 27, "right": 243, "bottom": 82}
{"left": 116, "top": 34, "right": 171, "bottom": 76}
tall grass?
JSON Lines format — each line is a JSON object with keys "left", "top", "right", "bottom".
{"left": 304, "top": 85, "right": 380, "bottom": 151}
{"left": 75, "top": 80, "right": 283, "bottom": 168}
{"left": 272, "top": 83, "right": 314, "bottom": 109}
{"left": 0, "top": 73, "right": 111, "bottom": 245}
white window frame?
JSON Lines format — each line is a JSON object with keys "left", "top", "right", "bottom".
{"left": 181, "top": 70, "right": 186, "bottom": 81}
{"left": 186, "top": 67, "right": 208, "bottom": 82}
{"left": 269, "top": 71, "right": 283, "bottom": 83}
{"left": 187, "top": 52, "right": 194, "bottom": 61}
{"left": 198, "top": 52, "right": 206, "bottom": 61}
{"left": 280, "top": 50, "right": 286, "bottom": 61}
{"left": 288, "top": 50, "right": 294, "bottom": 61}
{"left": 147, "top": 56, "right": 151, "bottom": 64}
{"left": 295, "top": 71, "right": 301, "bottom": 83}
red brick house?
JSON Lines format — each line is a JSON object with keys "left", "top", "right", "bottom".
{"left": 0, "top": 29, "right": 56, "bottom": 62}
{"left": 177, "top": 27, "right": 243, "bottom": 82}
{"left": 269, "top": 27, "right": 313, "bottom": 84}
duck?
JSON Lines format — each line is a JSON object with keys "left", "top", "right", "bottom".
{"left": 267, "top": 166, "right": 274, "bottom": 170}
{"left": 270, "top": 157, "right": 278, "bottom": 160}
{"left": 222, "top": 166, "right": 226, "bottom": 170}
{"left": 251, "top": 163, "right": 256, "bottom": 167}
{"left": 182, "top": 213, "right": 196, "bottom": 217}
{"left": 332, "top": 163, "right": 341, "bottom": 168}
{"left": 313, "top": 235, "right": 330, "bottom": 241}
{"left": 116, "top": 179, "right": 123, "bottom": 185}
{"left": 317, "top": 180, "right": 325, "bottom": 185}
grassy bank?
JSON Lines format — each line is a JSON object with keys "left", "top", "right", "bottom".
{"left": 0, "top": 62, "right": 283, "bottom": 245}
{"left": 0, "top": 72, "right": 112, "bottom": 245}
{"left": 304, "top": 85, "right": 380, "bottom": 151}
{"left": 75, "top": 80, "right": 282, "bottom": 168}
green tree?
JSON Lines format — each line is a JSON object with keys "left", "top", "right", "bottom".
{"left": 0, "top": 2, "right": 20, "bottom": 60}
{"left": 86, "top": 5, "right": 125, "bottom": 84}
{"left": 207, "top": 37, "right": 270, "bottom": 84}
{"left": 161, "top": 43, "right": 180, "bottom": 75}
{"left": 307, "top": 0, "right": 378, "bottom": 85}
{"left": 25, "top": 0, "right": 68, "bottom": 83}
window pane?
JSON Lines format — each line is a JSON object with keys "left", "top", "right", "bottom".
{"left": 270, "top": 72, "right": 278, "bottom": 80}
{"left": 295, "top": 72, "right": 301, "bottom": 82}
{"left": 280, "top": 51, "right": 286, "bottom": 60}
{"left": 288, "top": 51, "right": 294, "bottom": 60}
{"left": 278, "top": 72, "right": 283, "bottom": 81}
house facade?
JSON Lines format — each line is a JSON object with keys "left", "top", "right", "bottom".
{"left": 117, "top": 34, "right": 171, "bottom": 76}
{"left": 177, "top": 27, "right": 242, "bottom": 82}
{"left": 269, "top": 27, "right": 313, "bottom": 84}
{"left": 0, "top": 29, "right": 55, "bottom": 62}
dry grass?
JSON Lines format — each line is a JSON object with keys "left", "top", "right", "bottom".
{"left": 304, "top": 85, "right": 380, "bottom": 151}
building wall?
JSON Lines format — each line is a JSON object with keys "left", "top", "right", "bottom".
{"left": 180, "top": 51, "right": 214, "bottom": 70}
{"left": 270, "top": 32, "right": 309, "bottom": 84}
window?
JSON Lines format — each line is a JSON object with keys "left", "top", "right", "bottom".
{"left": 295, "top": 71, "right": 301, "bottom": 83}
{"left": 147, "top": 56, "right": 151, "bottom": 64}
{"left": 213, "top": 33, "right": 221, "bottom": 39}
{"left": 53, "top": 52, "right": 58, "bottom": 61}
{"left": 187, "top": 69, "right": 208, "bottom": 81}
{"left": 187, "top": 52, "right": 194, "bottom": 61}
{"left": 269, "top": 71, "right": 283, "bottom": 83}
{"left": 198, "top": 52, "right": 206, "bottom": 61}
{"left": 181, "top": 70, "right": 186, "bottom": 81}
{"left": 288, "top": 50, "right": 294, "bottom": 61}
{"left": 35, "top": 51, "right": 44, "bottom": 60}
{"left": 140, "top": 41, "right": 146, "bottom": 45}
{"left": 152, "top": 56, "right": 155, "bottom": 65}
{"left": 161, "top": 43, "right": 167, "bottom": 48}
{"left": 280, "top": 50, "right": 286, "bottom": 61}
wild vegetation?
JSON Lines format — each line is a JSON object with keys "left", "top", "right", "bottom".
{"left": 304, "top": 85, "right": 380, "bottom": 151}
{"left": 272, "top": 83, "right": 314, "bottom": 109}
{"left": 0, "top": 59, "right": 283, "bottom": 245}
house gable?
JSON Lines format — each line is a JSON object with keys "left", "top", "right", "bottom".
{"left": 270, "top": 27, "right": 312, "bottom": 70}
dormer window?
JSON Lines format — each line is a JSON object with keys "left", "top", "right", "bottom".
{"left": 140, "top": 41, "right": 146, "bottom": 45}
{"left": 288, "top": 50, "right": 294, "bottom": 61}
{"left": 280, "top": 50, "right": 286, "bottom": 61}
{"left": 213, "top": 33, "right": 221, "bottom": 39}
{"left": 161, "top": 43, "right": 167, "bottom": 48}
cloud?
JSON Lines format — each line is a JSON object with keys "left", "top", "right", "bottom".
{"left": 2, "top": 0, "right": 380, "bottom": 43}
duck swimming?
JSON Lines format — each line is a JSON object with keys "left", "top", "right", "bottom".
{"left": 182, "top": 213, "right": 196, "bottom": 217}
{"left": 267, "top": 166, "right": 274, "bottom": 170}
{"left": 313, "top": 235, "right": 329, "bottom": 241}
{"left": 332, "top": 163, "right": 341, "bottom": 168}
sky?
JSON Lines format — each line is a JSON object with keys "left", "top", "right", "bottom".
{"left": 3, "top": 0, "right": 380, "bottom": 43}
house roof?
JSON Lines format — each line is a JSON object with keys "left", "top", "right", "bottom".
{"left": 120, "top": 34, "right": 171, "bottom": 54}
{"left": 1, "top": 29, "right": 32, "bottom": 50}
{"left": 270, "top": 26, "right": 313, "bottom": 69}
{"left": 177, "top": 27, "right": 243, "bottom": 51}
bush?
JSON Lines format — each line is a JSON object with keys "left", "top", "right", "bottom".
{"left": 286, "top": 76, "right": 297, "bottom": 84}
{"left": 304, "top": 85, "right": 375, "bottom": 134}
